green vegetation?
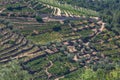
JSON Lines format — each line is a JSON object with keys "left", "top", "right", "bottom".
{"left": 35, "top": 16, "right": 43, "bottom": 23}
{"left": 23, "top": 0, "right": 99, "bottom": 17}
{"left": 60, "top": 0, "right": 120, "bottom": 35}
{"left": 61, "top": 66, "right": 120, "bottom": 80}
{"left": 0, "top": 0, "right": 120, "bottom": 80}
{"left": 0, "top": 60, "right": 32, "bottom": 80}
{"left": 27, "top": 31, "right": 63, "bottom": 45}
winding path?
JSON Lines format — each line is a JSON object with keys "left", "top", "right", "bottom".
{"left": 55, "top": 76, "right": 65, "bottom": 80}
{"left": 45, "top": 61, "right": 53, "bottom": 78}
{"left": 0, "top": 8, "right": 6, "bottom": 13}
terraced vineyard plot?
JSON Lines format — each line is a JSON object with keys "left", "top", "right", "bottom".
{"left": 22, "top": 52, "right": 78, "bottom": 79}
{"left": 0, "top": 0, "right": 101, "bottom": 47}
{"left": 21, "top": 17, "right": 102, "bottom": 45}
{"left": 22, "top": 39, "right": 115, "bottom": 80}
{"left": 91, "top": 29, "right": 120, "bottom": 62}
{"left": 23, "top": 0, "right": 99, "bottom": 17}
{"left": 0, "top": 0, "right": 120, "bottom": 80}
{"left": 0, "top": 20, "right": 46, "bottom": 63}
{"left": 19, "top": 17, "right": 116, "bottom": 79}
{"left": 27, "top": 32, "right": 63, "bottom": 45}
{"left": 15, "top": 15, "right": 119, "bottom": 79}
{"left": 0, "top": 0, "right": 35, "bottom": 19}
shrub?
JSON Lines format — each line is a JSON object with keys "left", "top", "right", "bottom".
{"left": 0, "top": 60, "right": 32, "bottom": 80}
{"left": 35, "top": 16, "right": 43, "bottom": 23}
{"left": 52, "top": 26, "right": 61, "bottom": 32}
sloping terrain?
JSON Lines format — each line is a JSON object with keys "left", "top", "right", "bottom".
{"left": 0, "top": 20, "right": 44, "bottom": 63}
{"left": 23, "top": 0, "right": 99, "bottom": 17}
{"left": 0, "top": 0, "right": 120, "bottom": 80}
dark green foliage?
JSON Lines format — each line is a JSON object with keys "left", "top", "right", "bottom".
{"left": 35, "top": 16, "right": 43, "bottom": 23}
{"left": 52, "top": 26, "right": 61, "bottom": 32}
{"left": 8, "top": 40, "right": 15, "bottom": 44}
{"left": 0, "top": 60, "right": 32, "bottom": 80}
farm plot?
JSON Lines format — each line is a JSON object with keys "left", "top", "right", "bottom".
{"left": 21, "top": 17, "right": 102, "bottom": 45}
{"left": 0, "top": 20, "right": 46, "bottom": 63}
{"left": 91, "top": 29, "right": 120, "bottom": 62}
{"left": 0, "top": 0, "right": 35, "bottom": 18}
{"left": 22, "top": 38, "right": 115, "bottom": 80}
{"left": 23, "top": 0, "right": 99, "bottom": 17}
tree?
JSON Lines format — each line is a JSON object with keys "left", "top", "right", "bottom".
{"left": 0, "top": 60, "right": 32, "bottom": 80}
{"left": 35, "top": 16, "right": 43, "bottom": 23}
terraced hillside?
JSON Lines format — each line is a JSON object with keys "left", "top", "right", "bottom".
{"left": 0, "top": 19, "right": 56, "bottom": 63}
{"left": 1, "top": 17, "right": 119, "bottom": 79}
{"left": 23, "top": 0, "right": 99, "bottom": 17}
{"left": 0, "top": 0, "right": 98, "bottom": 18}
{"left": 0, "top": 0, "right": 120, "bottom": 80}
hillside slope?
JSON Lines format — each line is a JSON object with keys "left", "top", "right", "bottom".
{"left": 0, "top": 0, "right": 120, "bottom": 80}
{"left": 23, "top": 0, "right": 99, "bottom": 17}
